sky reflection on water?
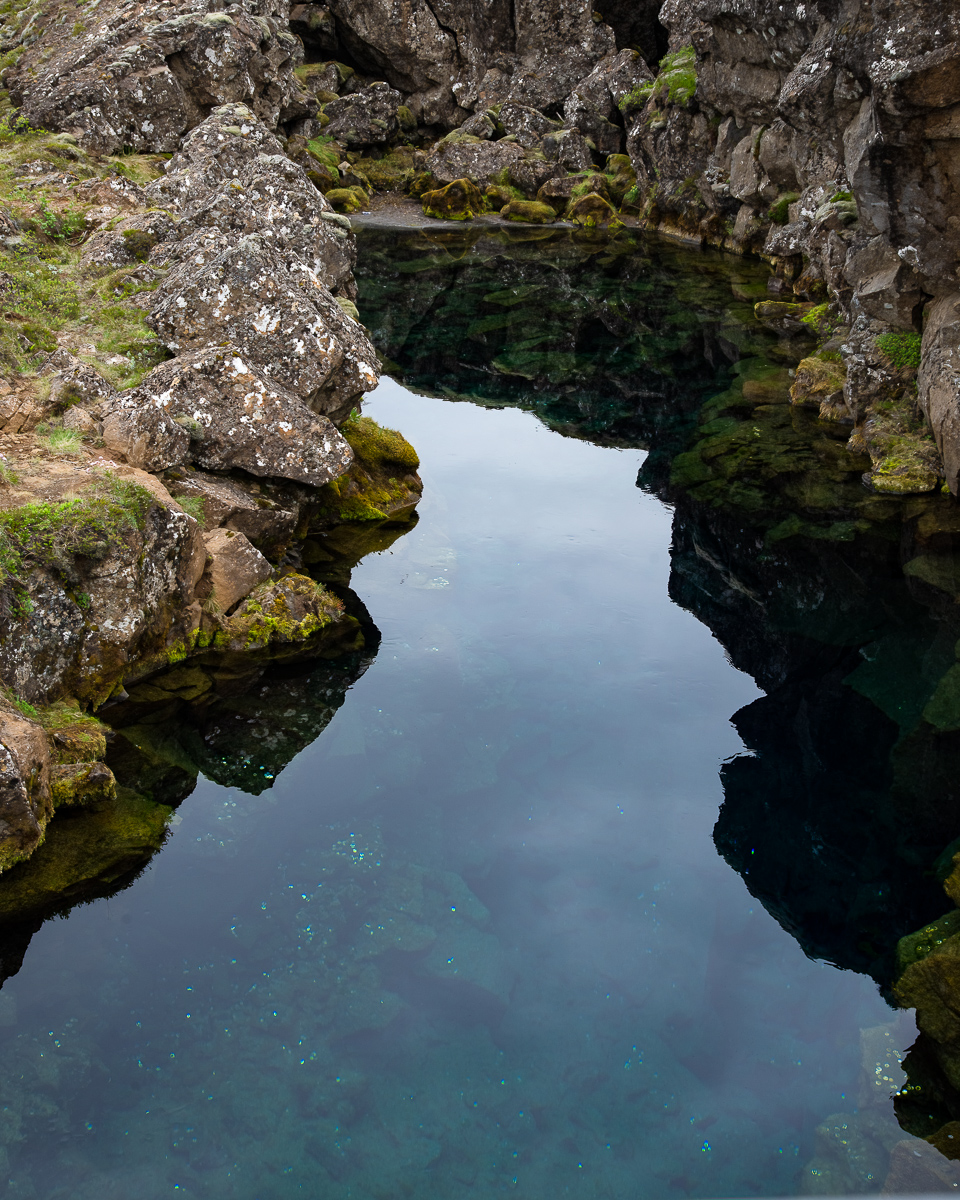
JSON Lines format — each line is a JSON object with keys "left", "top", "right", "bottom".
{"left": 0, "top": 378, "right": 913, "bottom": 1199}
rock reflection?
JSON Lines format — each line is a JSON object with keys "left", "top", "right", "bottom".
{"left": 355, "top": 222, "right": 960, "bottom": 1185}
{"left": 0, "top": 503, "right": 417, "bottom": 985}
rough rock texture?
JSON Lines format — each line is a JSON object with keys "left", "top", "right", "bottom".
{"left": 200, "top": 527, "right": 273, "bottom": 612}
{"left": 0, "top": 711, "right": 53, "bottom": 873}
{"left": 8, "top": 0, "right": 309, "bottom": 156}
{"left": 148, "top": 232, "right": 377, "bottom": 417}
{"left": 146, "top": 107, "right": 355, "bottom": 291}
{"left": 603, "top": 0, "right": 960, "bottom": 486}
{"left": 426, "top": 138, "right": 525, "bottom": 187}
{"left": 103, "top": 347, "right": 355, "bottom": 486}
{"left": 0, "top": 472, "right": 206, "bottom": 709}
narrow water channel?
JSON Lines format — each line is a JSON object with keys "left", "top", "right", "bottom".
{"left": 0, "top": 226, "right": 951, "bottom": 1198}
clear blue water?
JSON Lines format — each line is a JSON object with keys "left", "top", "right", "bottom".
{"left": 0, "top": 376, "right": 924, "bottom": 1198}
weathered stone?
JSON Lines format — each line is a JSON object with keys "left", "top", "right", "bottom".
{"left": 108, "top": 348, "right": 355, "bottom": 488}
{"left": 919, "top": 291, "right": 960, "bottom": 494}
{"left": 542, "top": 128, "right": 593, "bottom": 172}
{"left": 148, "top": 233, "right": 377, "bottom": 417}
{"left": 79, "top": 211, "right": 179, "bottom": 275}
{"left": 46, "top": 360, "right": 117, "bottom": 419}
{"left": 0, "top": 709, "right": 53, "bottom": 873}
{"left": 507, "top": 154, "right": 563, "bottom": 196}
{"left": 164, "top": 467, "right": 299, "bottom": 551}
{"left": 323, "top": 82, "right": 402, "bottom": 146}
{"left": 458, "top": 110, "right": 497, "bottom": 140}
{"left": 426, "top": 138, "right": 525, "bottom": 187}
{"left": 9, "top": 2, "right": 305, "bottom": 156}
{"left": 0, "top": 477, "right": 205, "bottom": 708}
{"left": 151, "top": 122, "right": 355, "bottom": 291}
{"left": 200, "top": 528, "right": 273, "bottom": 613}
{"left": 500, "top": 199, "right": 556, "bottom": 224}
{"left": 498, "top": 102, "right": 560, "bottom": 148}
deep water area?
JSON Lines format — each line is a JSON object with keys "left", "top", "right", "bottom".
{"left": 3, "top": 225, "right": 960, "bottom": 1197}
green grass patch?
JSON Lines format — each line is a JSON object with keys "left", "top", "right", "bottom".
{"left": 0, "top": 476, "right": 154, "bottom": 611}
{"left": 876, "top": 330, "right": 922, "bottom": 371}
{"left": 37, "top": 424, "right": 83, "bottom": 453}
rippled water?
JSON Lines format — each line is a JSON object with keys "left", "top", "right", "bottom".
{"left": 0, "top": 227, "right": 948, "bottom": 1198}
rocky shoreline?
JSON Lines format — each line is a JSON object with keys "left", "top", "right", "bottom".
{"left": 0, "top": 91, "right": 422, "bottom": 878}
{"left": 0, "top": 0, "right": 960, "bottom": 1177}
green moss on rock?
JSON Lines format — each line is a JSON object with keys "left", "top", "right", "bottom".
{"left": 567, "top": 192, "right": 621, "bottom": 228}
{"left": 325, "top": 186, "right": 368, "bottom": 213}
{"left": 500, "top": 199, "right": 556, "bottom": 224}
{"left": 421, "top": 178, "right": 483, "bottom": 221}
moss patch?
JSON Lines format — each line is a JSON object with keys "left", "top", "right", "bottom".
{"left": 421, "top": 178, "right": 483, "bottom": 221}
{"left": 876, "top": 331, "right": 922, "bottom": 371}
{"left": 500, "top": 199, "right": 556, "bottom": 224}
{"left": 618, "top": 45, "right": 696, "bottom": 115}
{"left": 341, "top": 413, "right": 419, "bottom": 471}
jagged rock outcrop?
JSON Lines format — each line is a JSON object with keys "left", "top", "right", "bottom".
{"left": 7, "top": 0, "right": 310, "bottom": 156}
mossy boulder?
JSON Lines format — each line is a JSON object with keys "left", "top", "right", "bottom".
{"left": 754, "top": 300, "right": 816, "bottom": 337}
{"left": 484, "top": 183, "right": 520, "bottom": 210}
{"left": 790, "top": 355, "right": 847, "bottom": 420}
{"left": 567, "top": 192, "right": 621, "bottom": 228}
{"left": 421, "top": 178, "right": 483, "bottom": 221}
{"left": 500, "top": 199, "right": 556, "bottom": 224}
{"left": 51, "top": 760, "right": 116, "bottom": 808}
{"left": 218, "top": 574, "right": 361, "bottom": 656}
{"left": 325, "top": 186, "right": 368, "bottom": 213}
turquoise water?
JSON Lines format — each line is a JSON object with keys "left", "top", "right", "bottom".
{"left": 0, "top": 228, "right": 947, "bottom": 1197}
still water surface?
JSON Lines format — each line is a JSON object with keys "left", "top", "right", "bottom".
{"left": 0, "top": 235, "right": 927, "bottom": 1198}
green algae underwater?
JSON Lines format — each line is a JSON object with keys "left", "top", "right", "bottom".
{"left": 0, "top": 224, "right": 960, "bottom": 1196}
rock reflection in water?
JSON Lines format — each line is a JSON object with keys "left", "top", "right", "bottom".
{"left": 356, "top": 222, "right": 960, "bottom": 1189}
{"left": 0, "top": 494, "right": 418, "bottom": 989}
{"left": 3, "top": 224, "right": 960, "bottom": 1196}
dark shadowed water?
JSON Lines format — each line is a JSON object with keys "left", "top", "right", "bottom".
{"left": 0, "top": 225, "right": 951, "bottom": 1199}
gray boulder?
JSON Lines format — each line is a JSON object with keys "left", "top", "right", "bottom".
{"left": 9, "top": 2, "right": 306, "bottom": 156}
{"left": 104, "top": 347, "right": 355, "bottom": 489}
{"left": 498, "top": 102, "right": 560, "bottom": 148}
{"left": 426, "top": 137, "right": 525, "bottom": 186}
{"left": 150, "top": 123, "right": 355, "bottom": 292}
{"left": 148, "top": 234, "right": 378, "bottom": 419}
{"left": 323, "top": 82, "right": 403, "bottom": 147}
{"left": 543, "top": 128, "right": 594, "bottom": 171}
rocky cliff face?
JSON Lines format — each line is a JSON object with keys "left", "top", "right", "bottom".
{"left": 0, "top": 23, "right": 422, "bottom": 872}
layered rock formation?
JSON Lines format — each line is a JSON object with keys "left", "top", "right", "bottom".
{"left": 0, "top": 92, "right": 420, "bottom": 872}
